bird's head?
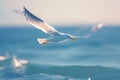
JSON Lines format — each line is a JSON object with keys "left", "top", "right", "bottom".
{"left": 67, "top": 34, "right": 78, "bottom": 41}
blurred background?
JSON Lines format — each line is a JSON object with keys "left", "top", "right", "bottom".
{"left": 0, "top": 0, "right": 120, "bottom": 80}
{"left": 1, "top": 0, "right": 120, "bottom": 25}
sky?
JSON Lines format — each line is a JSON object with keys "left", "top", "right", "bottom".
{"left": 0, "top": 0, "right": 120, "bottom": 26}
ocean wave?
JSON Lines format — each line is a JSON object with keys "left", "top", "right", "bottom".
{"left": 0, "top": 55, "right": 89, "bottom": 80}
{"left": 9, "top": 73, "right": 91, "bottom": 80}
{"left": 0, "top": 50, "right": 120, "bottom": 80}
{"left": 0, "top": 55, "right": 28, "bottom": 79}
{"left": 0, "top": 55, "right": 120, "bottom": 80}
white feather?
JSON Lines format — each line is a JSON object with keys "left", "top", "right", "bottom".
{"left": 23, "top": 7, "right": 58, "bottom": 34}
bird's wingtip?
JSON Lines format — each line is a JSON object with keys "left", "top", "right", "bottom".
{"left": 23, "top": 6, "right": 27, "bottom": 11}
{"left": 23, "top": 6, "right": 25, "bottom": 9}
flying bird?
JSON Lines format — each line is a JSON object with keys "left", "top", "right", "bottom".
{"left": 22, "top": 7, "right": 104, "bottom": 44}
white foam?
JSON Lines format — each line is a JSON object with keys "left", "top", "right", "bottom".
{"left": 88, "top": 77, "right": 91, "bottom": 80}
{"left": 0, "top": 52, "right": 10, "bottom": 61}
{"left": 12, "top": 56, "right": 28, "bottom": 68}
{"left": 0, "top": 56, "right": 6, "bottom": 61}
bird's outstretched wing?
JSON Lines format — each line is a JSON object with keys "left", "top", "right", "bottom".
{"left": 75, "top": 22, "right": 105, "bottom": 39}
{"left": 23, "top": 7, "right": 58, "bottom": 34}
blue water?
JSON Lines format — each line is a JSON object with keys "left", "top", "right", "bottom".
{"left": 0, "top": 25, "right": 120, "bottom": 80}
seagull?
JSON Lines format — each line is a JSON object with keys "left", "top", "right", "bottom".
{"left": 22, "top": 7, "right": 104, "bottom": 44}
{"left": 23, "top": 7, "right": 80, "bottom": 44}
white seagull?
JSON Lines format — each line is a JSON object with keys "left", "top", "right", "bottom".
{"left": 22, "top": 7, "right": 104, "bottom": 44}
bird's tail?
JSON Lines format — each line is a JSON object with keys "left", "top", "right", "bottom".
{"left": 37, "top": 38, "right": 49, "bottom": 44}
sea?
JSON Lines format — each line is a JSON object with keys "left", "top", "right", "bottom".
{"left": 0, "top": 24, "right": 120, "bottom": 80}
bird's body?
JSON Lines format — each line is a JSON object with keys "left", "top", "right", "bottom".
{"left": 23, "top": 7, "right": 76, "bottom": 44}
{"left": 22, "top": 7, "right": 104, "bottom": 44}
{"left": 38, "top": 32, "right": 74, "bottom": 44}
{"left": 48, "top": 33, "right": 71, "bottom": 42}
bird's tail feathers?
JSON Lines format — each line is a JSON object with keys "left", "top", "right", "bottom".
{"left": 37, "top": 38, "right": 49, "bottom": 44}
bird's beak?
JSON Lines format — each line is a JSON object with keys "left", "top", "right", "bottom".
{"left": 71, "top": 36, "right": 76, "bottom": 41}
